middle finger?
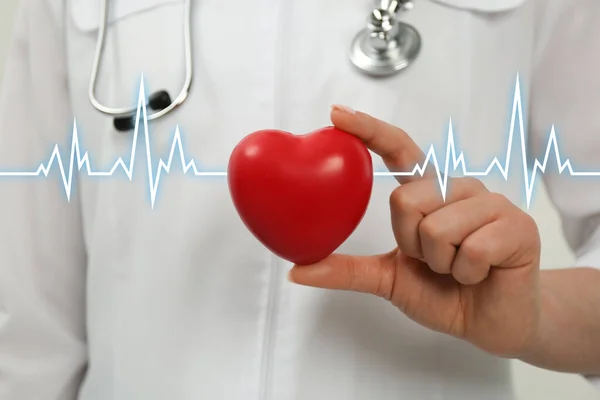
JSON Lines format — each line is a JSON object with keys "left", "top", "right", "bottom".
{"left": 390, "top": 177, "right": 488, "bottom": 259}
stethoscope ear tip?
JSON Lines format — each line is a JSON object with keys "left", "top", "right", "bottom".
{"left": 112, "top": 90, "right": 173, "bottom": 132}
{"left": 149, "top": 90, "right": 172, "bottom": 111}
{"left": 114, "top": 116, "right": 135, "bottom": 132}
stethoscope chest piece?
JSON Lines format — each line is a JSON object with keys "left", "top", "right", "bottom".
{"left": 350, "top": 3, "right": 421, "bottom": 77}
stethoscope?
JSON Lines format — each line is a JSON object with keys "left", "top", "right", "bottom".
{"left": 89, "top": 0, "right": 420, "bottom": 132}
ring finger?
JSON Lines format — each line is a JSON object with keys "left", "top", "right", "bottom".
{"left": 418, "top": 192, "right": 509, "bottom": 275}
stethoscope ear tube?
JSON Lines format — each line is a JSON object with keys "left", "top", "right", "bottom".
{"left": 90, "top": 0, "right": 194, "bottom": 132}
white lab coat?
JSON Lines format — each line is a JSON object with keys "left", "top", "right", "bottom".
{"left": 1, "top": 0, "right": 599, "bottom": 399}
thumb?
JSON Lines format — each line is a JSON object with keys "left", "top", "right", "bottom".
{"left": 288, "top": 251, "right": 398, "bottom": 300}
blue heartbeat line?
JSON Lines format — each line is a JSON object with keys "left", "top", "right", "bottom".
{"left": 0, "top": 76, "right": 599, "bottom": 209}
{"left": 375, "top": 76, "right": 600, "bottom": 206}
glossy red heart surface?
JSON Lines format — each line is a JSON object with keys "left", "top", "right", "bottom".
{"left": 228, "top": 126, "right": 373, "bottom": 265}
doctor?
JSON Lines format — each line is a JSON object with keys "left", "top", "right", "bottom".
{"left": 0, "top": 0, "right": 599, "bottom": 400}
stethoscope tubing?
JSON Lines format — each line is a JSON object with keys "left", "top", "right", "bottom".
{"left": 88, "top": 0, "right": 419, "bottom": 130}
{"left": 88, "top": 0, "right": 194, "bottom": 121}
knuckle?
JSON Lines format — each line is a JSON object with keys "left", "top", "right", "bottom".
{"left": 523, "top": 212, "right": 539, "bottom": 232}
{"left": 460, "top": 239, "right": 489, "bottom": 264}
{"left": 343, "top": 257, "right": 361, "bottom": 291}
{"left": 418, "top": 216, "right": 446, "bottom": 242}
{"left": 376, "top": 259, "right": 397, "bottom": 300}
{"left": 485, "top": 192, "right": 510, "bottom": 208}
{"left": 390, "top": 185, "right": 417, "bottom": 213}
{"left": 517, "top": 212, "right": 541, "bottom": 245}
{"left": 397, "top": 237, "right": 424, "bottom": 260}
{"left": 460, "top": 177, "right": 486, "bottom": 191}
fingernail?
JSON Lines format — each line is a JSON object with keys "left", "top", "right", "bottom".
{"left": 331, "top": 104, "right": 356, "bottom": 115}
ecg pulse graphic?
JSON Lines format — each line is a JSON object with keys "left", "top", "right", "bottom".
{"left": 0, "top": 76, "right": 599, "bottom": 209}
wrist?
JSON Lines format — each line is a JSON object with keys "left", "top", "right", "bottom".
{"left": 513, "top": 283, "right": 551, "bottom": 363}
{"left": 512, "top": 268, "right": 600, "bottom": 375}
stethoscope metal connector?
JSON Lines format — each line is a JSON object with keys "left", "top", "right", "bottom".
{"left": 350, "top": 0, "right": 421, "bottom": 77}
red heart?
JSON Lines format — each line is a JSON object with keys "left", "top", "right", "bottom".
{"left": 228, "top": 126, "right": 373, "bottom": 265}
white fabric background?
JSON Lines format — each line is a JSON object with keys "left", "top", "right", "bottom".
{"left": 0, "top": 1, "right": 597, "bottom": 399}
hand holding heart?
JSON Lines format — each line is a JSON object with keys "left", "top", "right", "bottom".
{"left": 288, "top": 105, "right": 543, "bottom": 359}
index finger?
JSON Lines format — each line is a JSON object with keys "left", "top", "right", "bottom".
{"left": 331, "top": 104, "right": 436, "bottom": 184}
